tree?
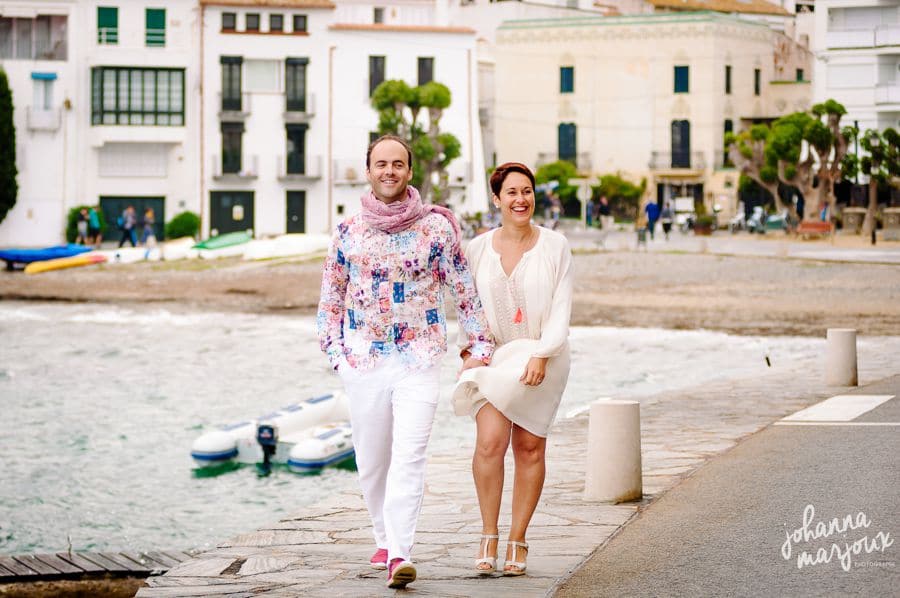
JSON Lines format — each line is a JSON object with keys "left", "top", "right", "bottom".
{"left": 859, "top": 128, "right": 900, "bottom": 236}
{"left": 534, "top": 160, "right": 578, "bottom": 215}
{"left": 591, "top": 172, "right": 646, "bottom": 219}
{"left": 0, "top": 68, "right": 17, "bottom": 226}
{"left": 371, "top": 80, "right": 461, "bottom": 204}
{"left": 726, "top": 124, "right": 783, "bottom": 213}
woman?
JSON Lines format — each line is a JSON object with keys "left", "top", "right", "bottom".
{"left": 454, "top": 162, "right": 573, "bottom": 576}
{"left": 141, "top": 207, "right": 156, "bottom": 247}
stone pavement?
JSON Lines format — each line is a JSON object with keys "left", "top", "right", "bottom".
{"left": 136, "top": 343, "right": 899, "bottom": 597}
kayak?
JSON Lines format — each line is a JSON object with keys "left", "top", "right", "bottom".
{"left": 24, "top": 252, "right": 107, "bottom": 274}
{"left": 243, "top": 233, "right": 331, "bottom": 261}
{"left": 0, "top": 244, "right": 92, "bottom": 269}
{"left": 192, "top": 231, "right": 252, "bottom": 250}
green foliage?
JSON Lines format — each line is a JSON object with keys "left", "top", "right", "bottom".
{"left": 165, "top": 211, "right": 200, "bottom": 239}
{"left": 592, "top": 172, "right": 646, "bottom": 218}
{"left": 0, "top": 69, "right": 17, "bottom": 225}
{"left": 65, "top": 205, "right": 105, "bottom": 243}
{"left": 760, "top": 164, "right": 778, "bottom": 183}
{"left": 534, "top": 160, "right": 577, "bottom": 186}
{"left": 371, "top": 79, "right": 461, "bottom": 203}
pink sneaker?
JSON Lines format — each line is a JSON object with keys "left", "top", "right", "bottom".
{"left": 387, "top": 558, "right": 416, "bottom": 589}
{"left": 370, "top": 548, "right": 388, "bottom": 570}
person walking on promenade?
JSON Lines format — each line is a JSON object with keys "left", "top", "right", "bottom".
{"left": 644, "top": 200, "right": 660, "bottom": 241}
{"left": 88, "top": 206, "right": 102, "bottom": 247}
{"left": 75, "top": 208, "right": 89, "bottom": 245}
{"left": 141, "top": 207, "right": 157, "bottom": 247}
{"left": 118, "top": 206, "right": 137, "bottom": 248}
{"left": 660, "top": 201, "right": 674, "bottom": 240}
{"left": 452, "top": 162, "right": 573, "bottom": 578}
{"left": 317, "top": 134, "right": 494, "bottom": 589}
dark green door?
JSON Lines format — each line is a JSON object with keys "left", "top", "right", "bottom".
{"left": 210, "top": 191, "right": 254, "bottom": 236}
{"left": 99, "top": 196, "right": 165, "bottom": 241}
{"left": 286, "top": 191, "right": 306, "bottom": 233}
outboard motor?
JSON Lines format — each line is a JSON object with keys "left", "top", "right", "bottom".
{"left": 256, "top": 424, "right": 278, "bottom": 476}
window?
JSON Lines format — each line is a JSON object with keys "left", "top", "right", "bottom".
{"left": 374, "top": 7, "right": 385, "bottom": 24}
{"left": 558, "top": 123, "right": 576, "bottom": 163}
{"left": 674, "top": 66, "right": 689, "bottom": 93}
{"left": 723, "top": 119, "right": 733, "bottom": 167}
{"left": 246, "top": 13, "right": 260, "bottom": 32}
{"left": 285, "top": 58, "right": 308, "bottom": 111}
{"left": 292, "top": 14, "right": 307, "bottom": 33}
{"left": 270, "top": 14, "right": 284, "bottom": 32}
{"left": 0, "top": 16, "right": 67, "bottom": 60}
{"left": 32, "top": 75, "right": 54, "bottom": 110}
{"left": 286, "top": 124, "right": 308, "bottom": 174}
{"left": 796, "top": 68, "right": 804, "bottom": 82}
{"left": 90, "top": 67, "right": 185, "bottom": 126}
{"left": 418, "top": 57, "right": 434, "bottom": 86}
{"left": 725, "top": 65, "right": 732, "bottom": 94}
{"left": 671, "top": 120, "right": 690, "bottom": 167}
{"left": 222, "top": 12, "right": 236, "bottom": 31}
{"left": 754, "top": 68, "right": 761, "bottom": 96}
{"left": 221, "top": 56, "right": 243, "bottom": 111}
{"left": 146, "top": 9, "right": 165, "bottom": 47}
{"left": 221, "top": 122, "right": 244, "bottom": 173}
{"left": 560, "top": 66, "right": 574, "bottom": 93}
{"left": 97, "top": 7, "right": 117, "bottom": 44}
{"left": 369, "top": 55, "right": 385, "bottom": 96}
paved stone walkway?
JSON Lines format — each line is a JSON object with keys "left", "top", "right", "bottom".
{"left": 136, "top": 347, "right": 898, "bottom": 597}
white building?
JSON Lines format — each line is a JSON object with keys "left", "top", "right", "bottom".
{"left": 0, "top": 1, "right": 78, "bottom": 246}
{"left": 493, "top": 10, "right": 812, "bottom": 219}
{"left": 813, "top": 0, "right": 900, "bottom": 132}
{"left": 0, "top": 0, "right": 201, "bottom": 247}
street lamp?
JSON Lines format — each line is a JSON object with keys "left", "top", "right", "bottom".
{"left": 869, "top": 135, "right": 881, "bottom": 245}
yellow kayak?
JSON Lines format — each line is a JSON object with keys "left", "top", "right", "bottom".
{"left": 24, "top": 253, "right": 107, "bottom": 275}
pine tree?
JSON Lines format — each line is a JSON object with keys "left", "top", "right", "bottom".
{"left": 0, "top": 68, "right": 17, "bottom": 225}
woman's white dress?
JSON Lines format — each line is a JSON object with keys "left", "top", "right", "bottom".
{"left": 453, "top": 226, "right": 573, "bottom": 437}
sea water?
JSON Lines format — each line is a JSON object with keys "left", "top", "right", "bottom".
{"left": 1, "top": 302, "right": 897, "bottom": 555}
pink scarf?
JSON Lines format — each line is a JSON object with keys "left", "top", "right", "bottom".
{"left": 360, "top": 187, "right": 462, "bottom": 253}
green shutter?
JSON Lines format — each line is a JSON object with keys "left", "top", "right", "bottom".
{"left": 146, "top": 9, "right": 165, "bottom": 47}
{"left": 97, "top": 7, "right": 118, "bottom": 44}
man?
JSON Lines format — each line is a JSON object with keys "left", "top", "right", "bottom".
{"left": 118, "top": 205, "right": 137, "bottom": 248}
{"left": 644, "top": 200, "right": 660, "bottom": 241}
{"left": 317, "top": 135, "right": 493, "bottom": 589}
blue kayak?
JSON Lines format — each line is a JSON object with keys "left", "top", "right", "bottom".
{"left": 0, "top": 244, "right": 93, "bottom": 268}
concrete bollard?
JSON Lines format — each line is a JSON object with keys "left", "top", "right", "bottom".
{"left": 826, "top": 328, "right": 858, "bottom": 386}
{"left": 585, "top": 399, "right": 642, "bottom": 503}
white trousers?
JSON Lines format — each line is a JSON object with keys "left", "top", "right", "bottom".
{"left": 339, "top": 353, "right": 440, "bottom": 562}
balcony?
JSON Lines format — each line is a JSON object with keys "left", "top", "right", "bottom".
{"left": 713, "top": 150, "right": 735, "bottom": 170}
{"left": 26, "top": 107, "right": 61, "bottom": 132}
{"left": 97, "top": 27, "right": 118, "bottom": 44}
{"left": 211, "top": 154, "right": 258, "bottom": 180}
{"left": 218, "top": 92, "right": 251, "bottom": 120}
{"left": 875, "top": 83, "right": 900, "bottom": 105}
{"left": 826, "top": 29, "right": 875, "bottom": 49}
{"left": 333, "top": 159, "right": 368, "bottom": 185}
{"left": 284, "top": 93, "right": 316, "bottom": 123}
{"left": 876, "top": 25, "right": 900, "bottom": 47}
{"left": 649, "top": 151, "right": 706, "bottom": 171}
{"left": 536, "top": 152, "right": 591, "bottom": 172}
{"left": 146, "top": 28, "right": 165, "bottom": 47}
{"left": 277, "top": 154, "right": 322, "bottom": 180}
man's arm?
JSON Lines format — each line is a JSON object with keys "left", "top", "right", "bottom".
{"left": 437, "top": 229, "right": 494, "bottom": 365}
{"left": 316, "top": 226, "right": 349, "bottom": 370}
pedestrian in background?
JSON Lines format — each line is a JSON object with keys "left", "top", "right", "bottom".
{"left": 141, "top": 207, "right": 157, "bottom": 247}
{"left": 660, "top": 202, "right": 674, "bottom": 240}
{"left": 75, "top": 208, "right": 89, "bottom": 245}
{"left": 454, "top": 161, "right": 573, "bottom": 579}
{"left": 88, "top": 206, "right": 102, "bottom": 247}
{"left": 118, "top": 206, "right": 137, "bottom": 248}
{"left": 644, "top": 200, "right": 660, "bottom": 241}
{"left": 317, "top": 134, "right": 494, "bottom": 589}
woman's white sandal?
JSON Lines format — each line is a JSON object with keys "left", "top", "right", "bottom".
{"left": 503, "top": 540, "right": 528, "bottom": 576}
{"left": 475, "top": 534, "right": 499, "bottom": 575}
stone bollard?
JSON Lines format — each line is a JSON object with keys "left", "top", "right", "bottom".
{"left": 825, "top": 328, "right": 858, "bottom": 386}
{"left": 585, "top": 399, "right": 642, "bottom": 503}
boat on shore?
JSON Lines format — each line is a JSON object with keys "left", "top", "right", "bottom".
{"left": 192, "top": 231, "right": 252, "bottom": 260}
{"left": 0, "top": 244, "right": 92, "bottom": 269}
{"left": 190, "top": 392, "right": 353, "bottom": 472}
{"left": 24, "top": 252, "right": 107, "bottom": 274}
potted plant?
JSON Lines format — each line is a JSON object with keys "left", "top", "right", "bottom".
{"left": 693, "top": 214, "right": 715, "bottom": 235}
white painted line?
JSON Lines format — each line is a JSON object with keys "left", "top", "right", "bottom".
{"left": 781, "top": 395, "right": 895, "bottom": 422}
{"left": 774, "top": 422, "right": 900, "bottom": 427}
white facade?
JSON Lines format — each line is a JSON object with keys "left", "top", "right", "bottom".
{"left": 0, "top": 1, "right": 78, "bottom": 246}
{"left": 0, "top": 0, "right": 200, "bottom": 247}
{"left": 813, "top": 0, "right": 900, "bottom": 132}
{"left": 494, "top": 12, "right": 812, "bottom": 219}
